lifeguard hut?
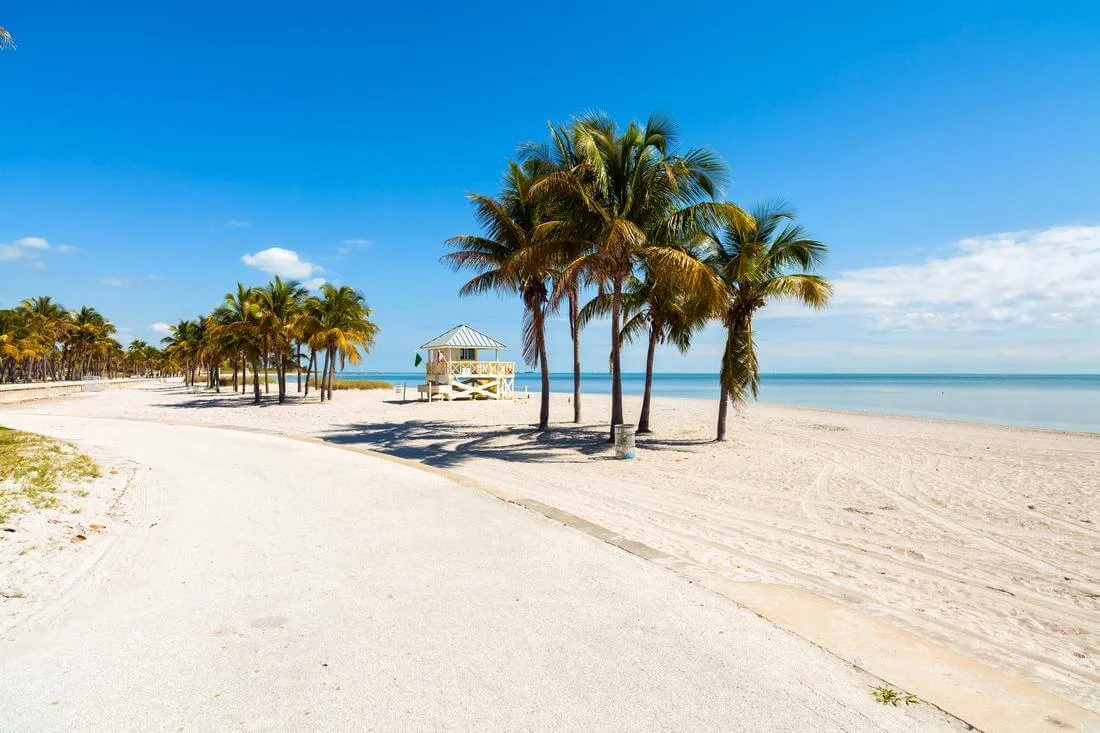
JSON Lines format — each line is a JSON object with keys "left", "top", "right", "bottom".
{"left": 418, "top": 324, "right": 515, "bottom": 401}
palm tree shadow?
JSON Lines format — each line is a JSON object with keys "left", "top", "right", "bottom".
{"left": 320, "top": 419, "right": 707, "bottom": 469}
{"left": 321, "top": 420, "right": 610, "bottom": 468}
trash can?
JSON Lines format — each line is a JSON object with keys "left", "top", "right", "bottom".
{"left": 613, "top": 423, "right": 636, "bottom": 459}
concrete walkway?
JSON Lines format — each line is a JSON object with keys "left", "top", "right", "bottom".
{"left": 0, "top": 414, "right": 959, "bottom": 731}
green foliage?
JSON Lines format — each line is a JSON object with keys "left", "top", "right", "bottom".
{"left": 328, "top": 379, "right": 393, "bottom": 391}
{"left": 0, "top": 426, "right": 100, "bottom": 524}
{"left": 868, "top": 685, "right": 918, "bottom": 707}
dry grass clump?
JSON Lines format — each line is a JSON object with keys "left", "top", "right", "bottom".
{"left": 329, "top": 379, "right": 393, "bottom": 391}
{"left": 0, "top": 426, "right": 100, "bottom": 524}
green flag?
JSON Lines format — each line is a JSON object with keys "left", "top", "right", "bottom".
{"left": 414, "top": 353, "right": 423, "bottom": 367}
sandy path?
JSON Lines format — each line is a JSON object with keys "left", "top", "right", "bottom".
{"left": 6, "top": 382, "right": 1098, "bottom": 716}
{"left": 0, "top": 413, "right": 960, "bottom": 731}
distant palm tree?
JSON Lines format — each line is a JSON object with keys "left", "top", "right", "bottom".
{"left": 310, "top": 284, "right": 378, "bottom": 401}
{"left": 702, "top": 201, "right": 832, "bottom": 441}
{"left": 212, "top": 283, "right": 265, "bottom": 403}
{"left": 256, "top": 276, "right": 307, "bottom": 403}
{"left": 0, "top": 27, "right": 15, "bottom": 51}
{"left": 160, "top": 318, "right": 204, "bottom": 387}
{"left": 535, "top": 112, "right": 744, "bottom": 440}
{"left": 444, "top": 161, "right": 562, "bottom": 430}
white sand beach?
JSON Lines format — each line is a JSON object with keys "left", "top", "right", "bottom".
{"left": 0, "top": 411, "right": 966, "bottom": 731}
{"left": 3, "top": 382, "right": 1098, "bottom": 727}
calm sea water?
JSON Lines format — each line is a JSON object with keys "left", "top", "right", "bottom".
{"left": 345, "top": 372, "right": 1100, "bottom": 434}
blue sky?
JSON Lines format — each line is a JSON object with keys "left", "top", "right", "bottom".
{"left": 2, "top": 1, "right": 1098, "bottom": 373}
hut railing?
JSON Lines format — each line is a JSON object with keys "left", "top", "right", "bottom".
{"left": 426, "top": 360, "right": 515, "bottom": 380}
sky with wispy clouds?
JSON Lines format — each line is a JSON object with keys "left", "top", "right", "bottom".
{"left": 1, "top": 2, "right": 1098, "bottom": 373}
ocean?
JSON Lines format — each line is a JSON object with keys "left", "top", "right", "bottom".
{"left": 340, "top": 372, "right": 1100, "bottom": 434}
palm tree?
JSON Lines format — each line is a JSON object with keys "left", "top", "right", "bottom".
{"left": 255, "top": 277, "right": 307, "bottom": 403}
{"left": 444, "top": 161, "right": 561, "bottom": 430}
{"left": 310, "top": 284, "right": 378, "bottom": 402}
{"left": 702, "top": 201, "right": 832, "bottom": 441}
{"left": 160, "top": 318, "right": 204, "bottom": 387}
{"left": 64, "top": 306, "right": 117, "bottom": 379}
{"left": 535, "top": 112, "right": 744, "bottom": 440}
{"left": 522, "top": 121, "right": 591, "bottom": 423}
{"left": 212, "top": 284, "right": 265, "bottom": 403}
{"left": 581, "top": 257, "right": 716, "bottom": 433}
{"left": 0, "top": 27, "right": 14, "bottom": 50}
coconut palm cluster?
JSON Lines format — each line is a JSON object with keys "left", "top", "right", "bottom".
{"left": 446, "top": 112, "right": 832, "bottom": 440}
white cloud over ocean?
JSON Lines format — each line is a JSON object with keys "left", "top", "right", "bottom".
{"left": 241, "top": 247, "right": 323, "bottom": 279}
{"left": 767, "top": 225, "right": 1100, "bottom": 332}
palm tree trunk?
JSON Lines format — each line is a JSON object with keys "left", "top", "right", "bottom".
{"left": 303, "top": 348, "right": 315, "bottom": 396}
{"left": 716, "top": 323, "right": 735, "bottom": 441}
{"left": 326, "top": 349, "right": 336, "bottom": 400}
{"left": 716, "top": 380, "right": 730, "bottom": 442}
{"left": 637, "top": 318, "right": 660, "bottom": 434}
{"left": 569, "top": 288, "right": 581, "bottom": 423}
{"left": 318, "top": 348, "right": 330, "bottom": 403}
{"left": 296, "top": 342, "right": 302, "bottom": 393}
{"left": 608, "top": 276, "right": 624, "bottom": 442}
{"left": 535, "top": 308, "right": 550, "bottom": 431}
{"left": 251, "top": 359, "right": 262, "bottom": 404}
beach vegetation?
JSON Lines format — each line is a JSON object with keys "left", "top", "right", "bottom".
{"left": 868, "top": 685, "right": 918, "bottom": 706}
{"left": 328, "top": 378, "right": 392, "bottom": 391}
{"left": 0, "top": 426, "right": 100, "bottom": 524}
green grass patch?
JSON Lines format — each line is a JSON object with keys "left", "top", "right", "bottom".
{"left": 868, "top": 685, "right": 918, "bottom": 706}
{"left": 0, "top": 426, "right": 100, "bottom": 524}
{"left": 329, "top": 379, "right": 393, "bottom": 391}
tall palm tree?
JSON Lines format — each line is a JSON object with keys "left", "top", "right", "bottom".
{"left": 535, "top": 112, "right": 743, "bottom": 440}
{"left": 580, "top": 256, "right": 717, "bottom": 433}
{"left": 444, "top": 161, "right": 562, "bottom": 430}
{"left": 702, "top": 201, "right": 832, "bottom": 441}
{"left": 212, "top": 283, "right": 265, "bottom": 403}
{"left": 255, "top": 276, "right": 307, "bottom": 403}
{"left": 522, "top": 121, "right": 591, "bottom": 423}
{"left": 309, "top": 284, "right": 378, "bottom": 402}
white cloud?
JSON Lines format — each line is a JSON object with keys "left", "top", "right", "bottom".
{"left": 825, "top": 225, "right": 1100, "bottom": 331}
{"left": 302, "top": 277, "right": 326, "bottom": 291}
{"left": 0, "top": 236, "right": 76, "bottom": 266}
{"left": 241, "top": 247, "right": 322, "bottom": 279}
{"left": 148, "top": 273, "right": 162, "bottom": 281}
{"left": 149, "top": 322, "right": 172, "bottom": 336}
{"left": 100, "top": 276, "right": 128, "bottom": 287}
{"left": 15, "top": 236, "right": 49, "bottom": 250}
{"left": 227, "top": 219, "right": 251, "bottom": 228}
{"left": 341, "top": 238, "right": 371, "bottom": 247}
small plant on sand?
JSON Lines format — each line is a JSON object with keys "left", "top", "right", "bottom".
{"left": 328, "top": 378, "right": 393, "bottom": 391}
{"left": 869, "top": 685, "right": 918, "bottom": 706}
{"left": 0, "top": 426, "right": 100, "bottom": 524}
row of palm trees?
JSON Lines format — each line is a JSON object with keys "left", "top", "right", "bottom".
{"left": 446, "top": 112, "right": 831, "bottom": 441}
{"left": 0, "top": 297, "right": 132, "bottom": 382}
{"left": 161, "top": 279, "right": 379, "bottom": 404}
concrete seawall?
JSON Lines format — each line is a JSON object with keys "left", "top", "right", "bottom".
{"left": 0, "top": 379, "right": 150, "bottom": 405}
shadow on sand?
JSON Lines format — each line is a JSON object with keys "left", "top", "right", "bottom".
{"left": 151, "top": 386, "right": 710, "bottom": 468}
{"left": 319, "top": 420, "right": 708, "bottom": 470}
